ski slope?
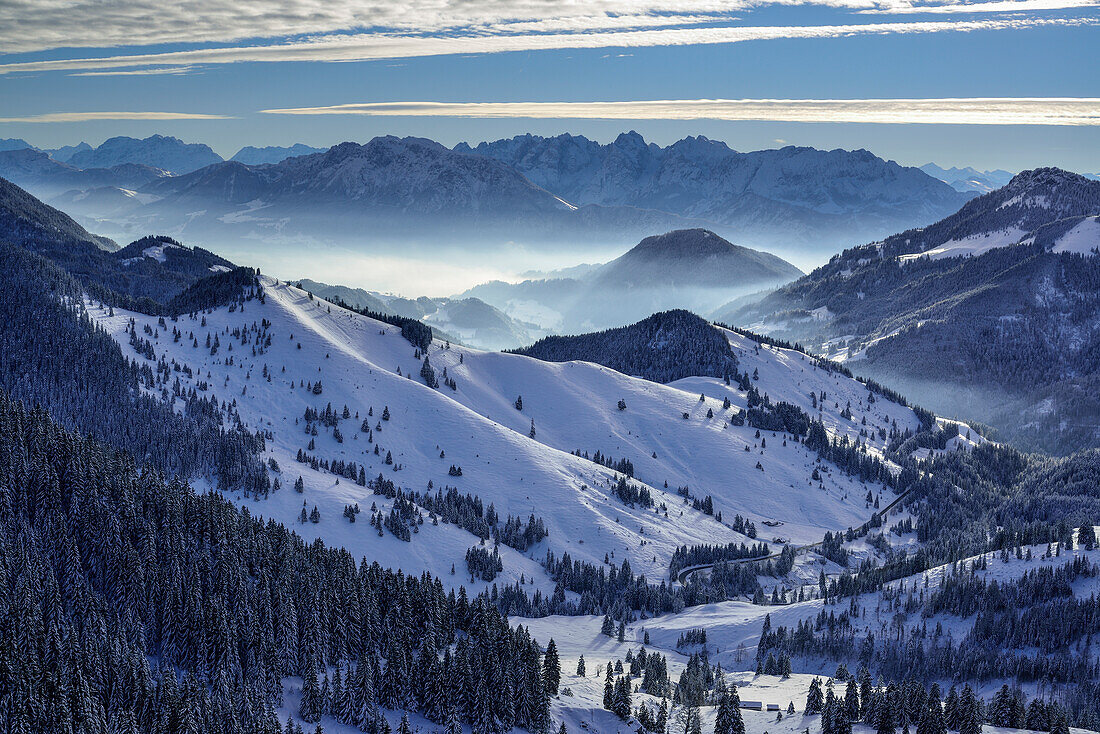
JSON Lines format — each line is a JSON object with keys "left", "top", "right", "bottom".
{"left": 89, "top": 276, "right": 920, "bottom": 591}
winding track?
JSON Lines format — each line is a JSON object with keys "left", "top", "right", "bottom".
{"left": 674, "top": 486, "right": 913, "bottom": 584}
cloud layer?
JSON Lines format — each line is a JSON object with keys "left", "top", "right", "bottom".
{"left": 6, "top": 0, "right": 1098, "bottom": 57}
{"left": 261, "top": 98, "right": 1100, "bottom": 125}
{"left": 1, "top": 15, "right": 1094, "bottom": 76}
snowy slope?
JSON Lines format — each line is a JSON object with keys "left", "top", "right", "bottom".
{"left": 89, "top": 277, "right": 919, "bottom": 592}
{"left": 897, "top": 227, "right": 1029, "bottom": 262}
{"left": 1050, "top": 215, "right": 1100, "bottom": 255}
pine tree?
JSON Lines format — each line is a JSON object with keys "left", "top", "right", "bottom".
{"left": 958, "top": 685, "right": 981, "bottom": 734}
{"left": 845, "top": 679, "right": 861, "bottom": 724}
{"left": 806, "top": 677, "right": 824, "bottom": 715}
{"left": 576, "top": 656, "right": 586, "bottom": 677}
{"left": 918, "top": 687, "right": 946, "bottom": 734}
{"left": 603, "top": 665, "right": 615, "bottom": 710}
{"left": 1026, "top": 700, "right": 1049, "bottom": 732}
{"left": 715, "top": 688, "right": 745, "bottom": 734}
{"left": 1049, "top": 707, "right": 1070, "bottom": 734}
{"left": 613, "top": 676, "right": 632, "bottom": 719}
{"left": 543, "top": 639, "right": 561, "bottom": 695}
{"left": 944, "top": 687, "right": 960, "bottom": 731}
{"left": 859, "top": 667, "right": 874, "bottom": 721}
{"left": 300, "top": 666, "right": 322, "bottom": 723}
{"left": 877, "top": 685, "right": 896, "bottom": 734}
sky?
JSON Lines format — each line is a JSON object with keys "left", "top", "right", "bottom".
{"left": 1, "top": 0, "right": 1099, "bottom": 173}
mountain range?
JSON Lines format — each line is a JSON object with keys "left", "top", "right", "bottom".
{"left": 919, "top": 163, "right": 1016, "bottom": 194}
{"left": 729, "top": 167, "right": 1100, "bottom": 454}
{"left": 459, "top": 132, "right": 973, "bottom": 258}
{"left": 0, "top": 133, "right": 977, "bottom": 264}
{"left": 64, "top": 134, "right": 223, "bottom": 174}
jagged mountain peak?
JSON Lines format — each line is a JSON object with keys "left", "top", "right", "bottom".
{"left": 461, "top": 132, "right": 971, "bottom": 255}
{"left": 67, "top": 134, "right": 223, "bottom": 175}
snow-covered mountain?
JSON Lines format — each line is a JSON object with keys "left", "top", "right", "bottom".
{"left": 0, "top": 177, "right": 251, "bottom": 308}
{"left": 130, "top": 136, "right": 706, "bottom": 247}
{"left": 457, "top": 229, "right": 802, "bottom": 333}
{"left": 230, "top": 143, "right": 326, "bottom": 165}
{"left": 727, "top": 168, "right": 1100, "bottom": 454}
{"left": 920, "top": 162, "right": 1015, "bottom": 194}
{"left": 154, "top": 137, "right": 568, "bottom": 214}
{"left": 44, "top": 141, "right": 93, "bottom": 162}
{"left": 10, "top": 169, "right": 1100, "bottom": 732}
{"left": 66, "top": 134, "right": 223, "bottom": 174}
{"left": 89, "top": 273, "right": 921, "bottom": 591}
{"left": 459, "top": 132, "right": 974, "bottom": 258}
{"left": 881, "top": 167, "right": 1100, "bottom": 261}
{"left": 0, "top": 132, "right": 986, "bottom": 267}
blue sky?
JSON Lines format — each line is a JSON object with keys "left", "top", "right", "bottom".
{"left": 2, "top": 0, "right": 1098, "bottom": 172}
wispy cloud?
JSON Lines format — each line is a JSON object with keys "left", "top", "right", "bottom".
{"left": 0, "top": 111, "right": 232, "bottom": 123}
{"left": 0, "top": 15, "right": 1092, "bottom": 76}
{"left": 260, "top": 98, "right": 1100, "bottom": 125}
{"left": 68, "top": 66, "right": 197, "bottom": 77}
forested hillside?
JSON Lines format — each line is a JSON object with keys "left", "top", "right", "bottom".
{"left": 0, "top": 242, "right": 267, "bottom": 489}
{"left": 730, "top": 169, "right": 1100, "bottom": 454}
{"left": 0, "top": 391, "right": 554, "bottom": 734}
{"left": 512, "top": 310, "right": 739, "bottom": 382}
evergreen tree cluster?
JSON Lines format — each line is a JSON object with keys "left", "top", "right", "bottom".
{"left": 486, "top": 550, "right": 764, "bottom": 620}
{"left": 571, "top": 449, "right": 634, "bottom": 478}
{"left": 465, "top": 544, "right": 504, "bottom": 581}
{"left": 628, "top": 648, "right": 672, "bottom": 698}
{"left": 612, "top": 477, "right": 653, "bottom": 508}
{"left": 370, "top": 477, "right": 548, "bottom": 551}
{"left": 668, "top": 542, "right": 769, "bottom": 578}
{"left": 759, "top": 554, "right": 1100, "bottom": 726}
{"left": 675, "top": 629, "right": 708, "bottom": 650}
{"left": 511, "top": 310, "right": 739, "bottom": 384}
{"left": 0, "top": 390, "right": 552, "bottom": 734}
{"left": 0, "top": 242, "right": 268, "bottom": 495}
{"left": 746, "top": 397, "right": 810, "bottom": 436}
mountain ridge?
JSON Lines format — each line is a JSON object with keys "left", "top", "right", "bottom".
{"left": 728, "top": 167, "right": 1100, "bottom": 454}
{"left": 459, "top": 131, "right": 974, "bottom": 257}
